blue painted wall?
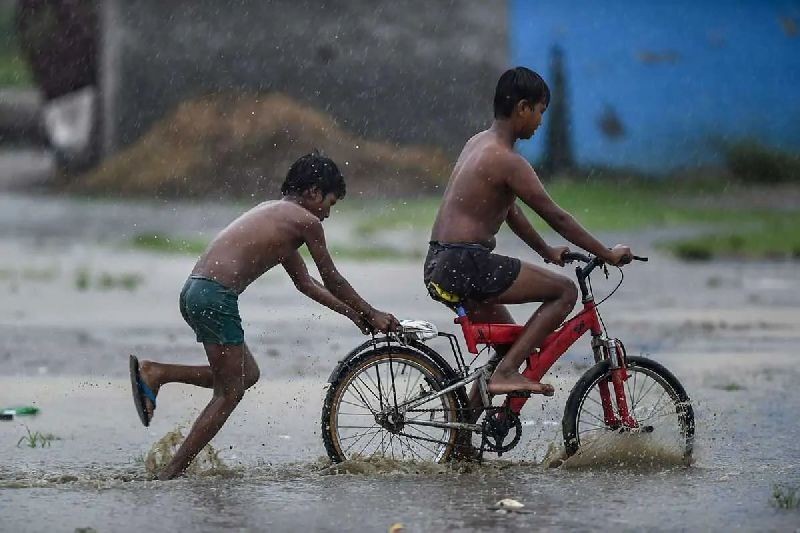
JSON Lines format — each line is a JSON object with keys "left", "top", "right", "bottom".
{"left": 511, "top": 1, "right": 800, "bottom": 172}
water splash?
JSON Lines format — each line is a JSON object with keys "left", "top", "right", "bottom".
{"left": 542, "top": 434, "right": 690, "bottom": 470}
{"left": 144, "top": 427, "right": 229, "bottom": 477}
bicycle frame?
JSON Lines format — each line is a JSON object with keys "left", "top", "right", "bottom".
{"left": 396, "top": 256, "right": 642, "bottom": 438}
{"left": 452, "top": 262, "right": 639, "bottom": 430}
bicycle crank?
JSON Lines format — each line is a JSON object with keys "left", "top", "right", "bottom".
{"left": 480, "top": 408, "right": 522, "bottom": 457}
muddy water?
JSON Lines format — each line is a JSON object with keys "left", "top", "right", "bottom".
{"left": 1, "top": 192, "right": 800, "bottom": 531}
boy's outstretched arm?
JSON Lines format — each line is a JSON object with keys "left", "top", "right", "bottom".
{"left": 282, "top": 251, "right": 370, "bottom": 333}
{"left": 300, "top": 218, "right": 399, "bottom": 332}
{"left": 506, "top": 203, "right": 569, "bottom": 266}
{"left": 506, "top": 159, "right": 631, "bottom": 265}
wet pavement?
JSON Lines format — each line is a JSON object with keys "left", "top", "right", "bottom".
{"left": 1, "top": 191, "right": 799, "bottom": 531}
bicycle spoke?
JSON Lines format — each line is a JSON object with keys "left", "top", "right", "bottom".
{"left": 387, "top": 357, "right": 399, "bottom": 410}
{"left": 578, "top": 419, "right": 607, "bottom": 431}
{"left": 399, "top": 427, "right": 441, "bottom": 456}
{"left": 374, "top": 365, "right": 385, "bottom": 410}
{"left": 580, "top": 426, "right": 610, "bottom": 433}
{"left": 354, "top": 375, "right": 381, "bottom": 406}
{"left": 358, "top": 426, "right": 384, "bottom": 457}
{"left": 397, "top": 436, "right": 425, "bottom": 461}
{"left": 586, "top": 393, "right": 606, "bottom": 410}
{"left": 404, "top": 370, "right": 425, "bottom": 403}
{"left": 644, "top": 390, "right": 669, "bottom": 420}
{"left": 638, "top": 399, "right": 677, "bottom": 423}
{"left": 581, "top": 404, "right": 608, "bottom": 426}
{"left": 343, "top": 428, "right": 382, "bottom": 454}
{"left": 401, "top": 362, "right": 414, "bottom": 403}
{"left": 405, "top": 421, "right": 447, "bottom": 443}
{"left": 625, "top": 376, "right": 636, "bottom": 412}
{"left": 636, "top": 378, "right": 660, "bottom": 407}
{"left": 340, "top": 394, "right": 376, "bottom": 414}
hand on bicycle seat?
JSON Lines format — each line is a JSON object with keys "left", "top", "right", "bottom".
{"left": 350, "top": 314, "right": 373, "bottom": 334}
{"left": 366, "top": 309, "right": 401, "bottom": 333}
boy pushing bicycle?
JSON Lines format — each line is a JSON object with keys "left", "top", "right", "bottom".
{"left": 130, "top": 151, "right": 399, "bottom": 479}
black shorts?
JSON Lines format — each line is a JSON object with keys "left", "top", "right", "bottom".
{"left": 423, "top": 241, "right": 521, "bottom": 304}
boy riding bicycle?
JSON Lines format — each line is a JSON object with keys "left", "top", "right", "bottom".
{"left": 424, "top": 66, "right": 634, "bottom": 427}
{"left": 130, "top": 151, "right": 399, "bottom": 479}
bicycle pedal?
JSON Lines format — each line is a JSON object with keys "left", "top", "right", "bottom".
{"left": 506, "top": 391, "right": 532, "bottom": 399}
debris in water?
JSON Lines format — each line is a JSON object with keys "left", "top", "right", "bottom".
{"left": 496, "top": 498, "right": 524, "bottom": 510}
{"left": 144, "top": 428, "right": 228, "bottom": 477}
{"left": 388, "top": 523, "right": 405, "bottom": 533}
{"left": 488, "top": 498, "right": 532, "bottom": 514}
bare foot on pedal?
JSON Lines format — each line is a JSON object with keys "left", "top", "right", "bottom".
{"left": 488, "top": 370, "right": 555, "bottom": 396}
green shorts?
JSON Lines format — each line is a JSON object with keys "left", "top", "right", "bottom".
{"left": 179, "top": 276, "right": 244, "bottom": 345}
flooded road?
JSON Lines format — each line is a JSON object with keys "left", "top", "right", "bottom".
{"left": 1, "top": 192, "right": 799, "bottom": 531}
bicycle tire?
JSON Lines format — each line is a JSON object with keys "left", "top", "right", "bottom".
{"left": 562, "top": 356, "right": 695, "bottom": 463}
{"left": 322, "top": 345, "right": 467, "bottom": 463}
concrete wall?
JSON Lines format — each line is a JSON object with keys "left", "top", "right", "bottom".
{"left": 512, "top": 0, "right": 800, "bottom": 172}
{"left": 101, "top": 0, "right": 507, "bottom": 156}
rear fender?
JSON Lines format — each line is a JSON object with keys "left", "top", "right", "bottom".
{"left": 326, "top": 337, "right": 459, "bottom": 384}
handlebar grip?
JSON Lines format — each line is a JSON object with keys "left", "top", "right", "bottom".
{"left": 633, "top": 255, "right": 648, "bottom": 262}
{"left": 562, "top": 251, "right": 592, "bottom": 263}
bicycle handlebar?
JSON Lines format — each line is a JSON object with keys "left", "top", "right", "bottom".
{"left": 562, "top": 251, "right": 648, "bottom": 266}
{"left": 562, "top": 252, "right": 648, "bottom": 294}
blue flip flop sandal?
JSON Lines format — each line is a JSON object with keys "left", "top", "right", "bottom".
{"left": 129, "top": 354, "right": 157, "bottom": 427}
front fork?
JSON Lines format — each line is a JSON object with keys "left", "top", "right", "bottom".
{"left": 592, "top": 336, "right": 638, "bottom": 429}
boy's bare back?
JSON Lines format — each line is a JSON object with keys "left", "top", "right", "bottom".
{"left": 192, "top": 200, "right": 321, "bottom": 293}
{"left": 430, "top": 131, "right": 532, "bottom": 249}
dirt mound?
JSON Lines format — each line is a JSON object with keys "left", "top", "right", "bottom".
{"left": 76, "top": 93, "right": 452, "bottom": 198}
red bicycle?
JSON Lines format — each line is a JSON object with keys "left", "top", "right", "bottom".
{"left": 322, "top": 253, "right": 694, "bottom": 463}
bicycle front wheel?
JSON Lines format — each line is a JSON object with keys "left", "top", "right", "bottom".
{"left": 322, "top": 346, "right": 464, "bottom": 463}
{"left": 562, "top": 356, "right": 695, "bottom": 464}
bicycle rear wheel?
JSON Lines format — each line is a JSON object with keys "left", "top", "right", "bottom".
{"left": 322, "top": 345, "right": 464, "bottom": 463}
{"left": 563, "top": 356, "right": 695, "bottom": 464}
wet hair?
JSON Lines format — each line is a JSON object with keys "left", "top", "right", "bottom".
{"left": 493, "top": 66, "right": 551, "bottom": 118}
{"left": 280, "top": 150, "right": 346, "bottom": 199}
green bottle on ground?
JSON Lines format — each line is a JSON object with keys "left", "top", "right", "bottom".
{"left": 1, "top": 405, "right": 40, "bottom": 416}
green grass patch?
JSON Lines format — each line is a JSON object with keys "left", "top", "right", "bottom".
{"left": 16, "top": 426, "right": 60, "bottom": 448}
{"left": 0, "top": 5, "right": 33, "bottom": 87}
{"left": 0, "top": 52, "right": 33, "bottom": 87}
{"left": 345, "top": 180, "right": 800, "bottom": 260}
{"left": 131, "top": 233, "right": 209, "bottom": 255}
{"left": 712, "top": 382, "right": 746, "bottom": 392}
{"left": 662, "top": 212, "right": 800, "bottom": 261}
{"left": 349, "top": 180, "right": 736, "bottom": 237}
{"left": 74, "top": 268, "right": 144, "bottom": 291}
{"left": 772, "top": 485, "right": 800, "bottom": 510}
{"left": 347, "top": 197, "right": 441, "bottom": 237}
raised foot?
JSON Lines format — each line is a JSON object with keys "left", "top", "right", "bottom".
{"left": 138, "top": 360, "right": 161, "bottom": 418}
{"left": 488, "top": 372, "right": 555, "bottom": 397}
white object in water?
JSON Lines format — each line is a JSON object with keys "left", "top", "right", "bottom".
{"left": 398, "top": 319, "right": 438, "bottom": 342}
{"left": 495, "top": 498, "right": 525, "bottom": 510}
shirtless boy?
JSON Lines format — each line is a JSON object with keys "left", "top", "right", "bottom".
{"left": 130, "top": 151, "right": 399, "bottom": 480}
{"left": 424, "top": 66, "right": 633, "bottom": 420}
